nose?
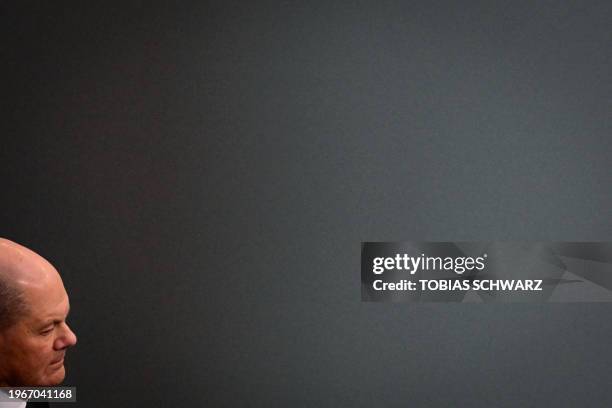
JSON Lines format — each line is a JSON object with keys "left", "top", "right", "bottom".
{"left": 54, "top": 323, "right": 78, "bottom": 350}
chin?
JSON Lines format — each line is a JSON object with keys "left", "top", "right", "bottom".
{"left": 42, "top": 367, "right": 66, "bottom": 386}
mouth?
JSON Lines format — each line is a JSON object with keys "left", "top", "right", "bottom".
{"left": 50, "top": 356, "right": 65, "bottom": 366}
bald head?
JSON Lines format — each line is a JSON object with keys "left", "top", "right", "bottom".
{"left": 0, "top": 238, "right": 77, "bottom": 386}
{"left": 0, "top": 239, "right": 62, "bottom": 330}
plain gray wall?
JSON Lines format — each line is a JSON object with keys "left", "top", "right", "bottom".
{"left": 3, "top": 1, "right": 612, "bottom": 406}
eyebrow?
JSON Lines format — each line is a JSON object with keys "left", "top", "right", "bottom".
{"left": 38, "top": 304, "right": 71, "bottom": 327}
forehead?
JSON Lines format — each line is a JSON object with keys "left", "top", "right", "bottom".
{"left": 22, "top": 277, "right": 70, "bottom": 322}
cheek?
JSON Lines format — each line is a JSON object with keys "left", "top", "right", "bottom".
{"left": 19, "top": 338, "right": 57, "bottom": 373}
{"left": 1, "top": 328, "right": 58, "bottom": 385}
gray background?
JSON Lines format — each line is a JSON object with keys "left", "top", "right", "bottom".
{"left": 3, "top": 1, "right": 611, "bottom": 407}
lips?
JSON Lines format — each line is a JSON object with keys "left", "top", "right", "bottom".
{"left": 50, "top": 355, "right": 65, "bottom": 365}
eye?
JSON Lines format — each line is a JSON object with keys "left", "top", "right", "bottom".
{"left": 40, "top": 328, "right": 54, "bottom": 336}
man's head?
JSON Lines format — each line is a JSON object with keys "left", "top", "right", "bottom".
{"left": 0, "top": 238, "right": 77, "bottom": 386}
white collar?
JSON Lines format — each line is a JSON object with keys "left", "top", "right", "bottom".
{"left": 0, "top": 390, "right": 27, "bottom": 408}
